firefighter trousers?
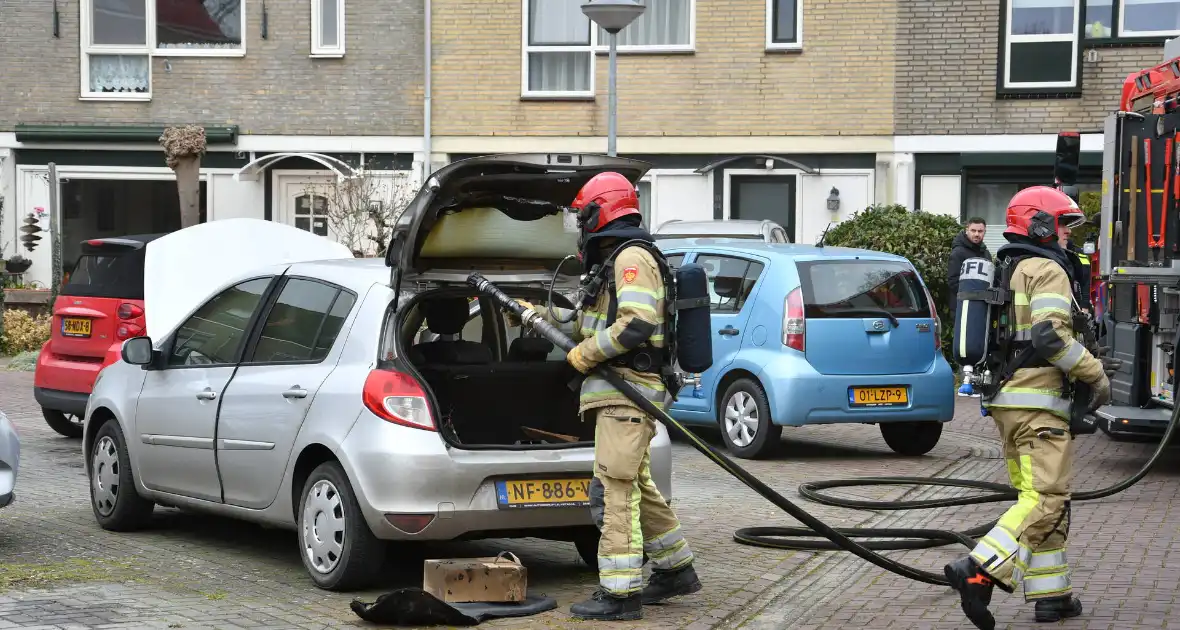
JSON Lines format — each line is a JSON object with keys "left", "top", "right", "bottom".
{"left": 588, "top": 404, "right": 694, "bottom": 596}
{"left": 969, "top": 407, "right": 1073, "bottom": 601}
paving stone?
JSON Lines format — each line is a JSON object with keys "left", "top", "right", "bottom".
{"left": 6, "top": 369, "right": 1171, "bottom": 628}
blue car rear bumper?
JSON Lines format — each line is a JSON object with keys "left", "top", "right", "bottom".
{"left": 758, "top": 354, "right": 956, "bottom": 427}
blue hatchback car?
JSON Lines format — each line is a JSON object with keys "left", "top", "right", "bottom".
{"left": 658, "top": 238, "right": 956, "bottom": 459}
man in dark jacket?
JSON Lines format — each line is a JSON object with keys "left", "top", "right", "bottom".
{"left": 947, "top": 217, "right": 992, "bottom": 306}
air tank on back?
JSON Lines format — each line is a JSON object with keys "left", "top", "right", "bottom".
{"left": 952, "top": 257, "right": 996, "bottom": 395}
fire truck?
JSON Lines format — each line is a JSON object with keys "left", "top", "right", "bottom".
{"left": 1088, "top": 38, "right": 1180, "bottom": 438}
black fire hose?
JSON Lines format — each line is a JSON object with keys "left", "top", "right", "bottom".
{"left": 467, "top": 272, "right": 1180, "bottom": 587}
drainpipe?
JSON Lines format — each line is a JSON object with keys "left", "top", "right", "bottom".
{"left": 422, "top": 0, "right": 432, "bottom": 184}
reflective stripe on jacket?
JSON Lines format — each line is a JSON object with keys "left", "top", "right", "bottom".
{"left": 539, "top": 244, "right": 669, "bottom": 414}
{"left": 983, "top": 257, "right": 1105, "bottom": 419}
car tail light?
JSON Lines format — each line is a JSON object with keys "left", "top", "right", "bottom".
{"left": 783, "top": 286, "right": 805, "bottom": 352}
{"left": 363, "top": 369, "right": 435, "bottom": 431}
{"left": 117, "top": 303, "right": 144, "bottom": 320}
{"left": 116, "top": 324, "right": 146, "bottom": 341}
{"left": 922, "top": 285, "right": 941, "bottom": 350}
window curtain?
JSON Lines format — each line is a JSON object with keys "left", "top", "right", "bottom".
{"left": 529, "top": 0, "right": 591, "bottom": 92}
{"left": 599, "top": 0, "right": 691, "bottom": 46}
{"left": 88, "top": 55, "right": 150, "bottom": 92}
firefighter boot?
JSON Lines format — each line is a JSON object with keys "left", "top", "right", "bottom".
{"left": 944, "top": 556, "right": 997, "bottom": 630}
{"left": 569, "top": 588, "right": 642, "bottom": 621}
{"left": 641, "top": 563, "right": 702, "bottom": 604}
{"left": 1033, "top": 595, "right": 1082, "bottom": 622}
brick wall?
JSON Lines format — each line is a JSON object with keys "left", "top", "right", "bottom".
{"left": 431, "top": 0, "right": 898, "bottom": 137}
{"left": 895, "top": 0, "right": 1160, "bottom": 134}
{"left": 0, "top": 0, "right": 423, "bottom": 136}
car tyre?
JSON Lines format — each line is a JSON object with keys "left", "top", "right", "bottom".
{"left": 89, "top": 420, "right": 155, "bottom": 531}
{"left": 574, "top": 529, "right": 600, "bottom": 569}
{"left": 718, "top": 378, "right": 780, "bottom": 459}
{"left": 297, "top": 461, "right": 386, "bottom": 591}
{"left": 880, "top": 421, "right": 943, "bottom": 456}
{"left": 43, "top": 408, "right": 83, "bottom": 438}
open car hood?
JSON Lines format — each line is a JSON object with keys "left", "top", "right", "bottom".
{"left": 144, "top": 218, "right": 353, "bottom": 341}
{"left": 385, "top": 153, "right": 651, "bottom": 277}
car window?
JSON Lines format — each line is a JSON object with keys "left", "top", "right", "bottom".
{"left": 63, "top": 249, "right": 147, "bottom": 299}
{"left": 796, "top": 260, "right": 931, "bottom": 319}
{"left": 664, "top": 254, "right": 685, "bottom": 270}
{"left": 695, "top": 255, "right": 765, "bottom": 313}
{"left": 250, "top": 278, "right": 356, "bottom": 364}
{"left": 168, "top": 277, "right": 272, "bottom": 367}
{"left": 415, "top": 298, "right": 483, "bottom": 343}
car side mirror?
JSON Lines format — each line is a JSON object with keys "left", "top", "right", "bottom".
{"left": 121, "top": 337, "right": 155, "bottom": 367}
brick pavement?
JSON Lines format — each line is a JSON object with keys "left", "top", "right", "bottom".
{"left": 727, "top": 401, "right": 1180, "bottom": 630}
{"left": 3, "top": 367, "right": 1168, "bottom": 629}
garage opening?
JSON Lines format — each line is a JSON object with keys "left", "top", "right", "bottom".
{"left": 60, "top": 178, "right": 208, "bottom": 276}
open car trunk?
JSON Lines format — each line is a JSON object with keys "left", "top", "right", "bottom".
{"left": 395, "top": 287, "right": 593, "bottom": 450}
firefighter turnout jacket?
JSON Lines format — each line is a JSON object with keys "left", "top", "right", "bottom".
{"left": 983, "top": 256, "right": 1106, "bottom": 419}
{"left": 535, "top": 244, "right": 670, "bottom": 414}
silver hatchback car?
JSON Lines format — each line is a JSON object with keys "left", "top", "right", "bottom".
{"left": 82, "top": 154, "right": 674, "bottom": 591}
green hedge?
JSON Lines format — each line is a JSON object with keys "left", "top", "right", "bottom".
{"left": 820, "top": 204, "right": 963, "bottom": 362}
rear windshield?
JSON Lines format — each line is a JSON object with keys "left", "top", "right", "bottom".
{"left": 63, "top": 250, "right": 147, "bottom": 299}
{"left": 795, "top": 260, "right": 931, "bottom": 319}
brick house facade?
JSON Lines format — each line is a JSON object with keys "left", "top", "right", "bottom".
{"left": 1, "top": 0, "right": 1176, "bottom": 286}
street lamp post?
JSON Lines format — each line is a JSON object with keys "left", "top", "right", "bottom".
{"left": 581, "top": 0, "right": 645, "bottom": 157}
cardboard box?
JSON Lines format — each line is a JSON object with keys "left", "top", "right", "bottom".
{"left": 423, "top": 552, "right": 527, "bottom": 603}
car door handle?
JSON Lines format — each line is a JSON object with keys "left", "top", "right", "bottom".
{"left": 196, "top": 389, "right": 218, "bottom": 401}
{"left": 718, "top": 327, "right": 740, "bottom": 336}
{"left": 283, "top": 387, "right": 309, "bottom": 399}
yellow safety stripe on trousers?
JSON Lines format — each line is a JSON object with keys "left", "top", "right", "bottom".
{"left": 599, "top": 478, "right": 645, "bottom": 595}
{"left": 1023, "top": 571, "right": 1072, "bottom": 598}
{"left": 998, "top": 454, "right": 1040, "bottom": 532}
{"left": 1029, "top": 293, "right": 1072, "bottom": 319}
{"left": 1025, "top": 548, "right": 1068, "bottom": 573}
{"left": 969, "top": 524, "right": 1025, "bottom": 574}
{"left": 984, "top": 387, "right": 1071, "bottom": 419}
{"left": 644, "top": 525, "right": 693, "bottom": 572}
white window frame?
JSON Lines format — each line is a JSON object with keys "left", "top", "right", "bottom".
{"left": 311, "top": 0, "right": 346, "bottom": 57}
{"left": 80, "top": 0, "right": 247, "bottom": 101}
{"left": 1002, "top": 0, "right": 1081, "bottom": 90}
{"left": 80, "top": 0, "right": 154, "bottom": 101}
{"left": 591, "top": 0, "right": 696, "bottom": 54}
{"left": 1117, "top": 0, "right": 1180, "bottom": 38}
{"left": 765, "top": 0, "right": 803, "bottom": 51}
{"left": 521, "top": 0, "right": 596, "bottom": 99}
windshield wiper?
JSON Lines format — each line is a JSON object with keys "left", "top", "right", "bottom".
{"left": 825, "top": 307, "right": 899, "bottom": 327}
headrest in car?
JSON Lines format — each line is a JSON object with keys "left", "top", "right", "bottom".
{"left": 424, "top": 298, "right": 472, "bottom": 336}
{"left": 509, "top": 337, "right": 554, "bottom": 361}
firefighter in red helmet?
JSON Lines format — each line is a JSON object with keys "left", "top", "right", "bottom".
{"left": 944, "top": 185, "right": 1118, "bottom": 629}
{"left": 510, "top": 172, "right": 699, "bottom": 621}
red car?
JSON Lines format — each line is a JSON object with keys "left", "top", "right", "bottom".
{"left": 34, "top": 235, "right": 159, "bottom": 437}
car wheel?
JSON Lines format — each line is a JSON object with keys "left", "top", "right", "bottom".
{"left": 880, "top": 421, "right": 943, "bottom": 456}
{"left": 574, "top": 529, "right": 600, "bottom": 569}
{"left": 43, "top": 408, "right": 83, "bottom": 438}
{"left": 89, "top": 420, "right": 155, "bottom": 531}
{"left": 718, "top": 378, "right": 780, "bottom": 459}
{"left": 297, "top": 461, "right": 386, "bottom": 591}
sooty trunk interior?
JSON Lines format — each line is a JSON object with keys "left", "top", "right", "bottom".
{"left": 416, "top": 360, "right": 593, "bottom": 446}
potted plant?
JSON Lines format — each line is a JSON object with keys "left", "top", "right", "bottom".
{"left": 5, "top": 255, "right": 31, "bottom": 274}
